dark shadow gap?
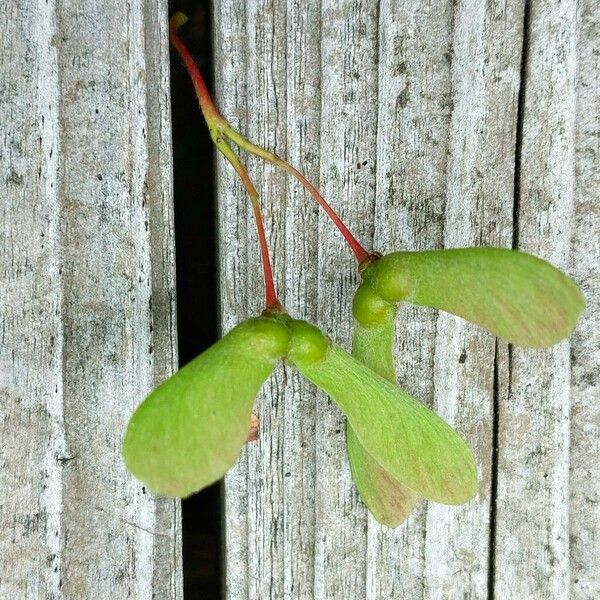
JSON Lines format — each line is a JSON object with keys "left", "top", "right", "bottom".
{"left": 169, "top": 1, "right": 222, "bottom": 598}
{"left": 512, "top": 0, "right": 531, "bottom": 251}
{"left": 487, "top": 339, "right": 500, "bottom": 599}
{"left": 488, "top": 4, "right": 532, "bottom": 596}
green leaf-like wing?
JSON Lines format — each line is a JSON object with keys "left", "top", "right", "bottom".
{"left": 347, "top": 425, "right": 418, "bottom": 525}
{"left": 123, "top": 317, "right": 289, "bottom": 497}
{"left": 351, "top": 318, "right": 396, "bottom": 383}
{"left": 361, "top": 248, "right": 584, "bottom": 347}
{"left": 289, "top": 322, "right": 477, "bottom": 504}
{"left": 348, "top": 319, "right": 419, "bottom": 526}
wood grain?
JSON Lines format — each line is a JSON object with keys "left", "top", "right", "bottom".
{"left": 368, "top": 1, "right": 457, "bottom": 597}
{"left": 570, "top": 2, "right": 600, "bottom": 598}
{"left": 495, "top": 1, "right": 577, "bottom": 597}
{"left": 426, "top": 1, "right": 523, "bottom": 597}
{"left": 210, "top": 0, "right": 600, "bottom": 597}
{"left": 315, "top": 1, "right": 379, "bottom": 596}
{"left": 0, "top": 1, "right": 181, "bottom": 597}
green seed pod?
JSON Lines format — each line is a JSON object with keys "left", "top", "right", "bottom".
{"left": 289, "top": 322, "right": 478, "bottom": 504}
{"left": 287, "top": 318, "right": 328, "bottom": 364}
{"left": 346, "top": 246, "right": 584, "bottom": 524}
{"left": 360, "top": 248, "right": 584, "bottom": 347}
{"left": 123, "top": 316, "right": 290, "bottom": 497}
{"left": 352, "top": 283, "right": 395, "bottom": 329}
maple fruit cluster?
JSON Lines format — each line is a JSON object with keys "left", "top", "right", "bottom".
{"left": 122, "top": 13, "right": 584, "bottom": 527}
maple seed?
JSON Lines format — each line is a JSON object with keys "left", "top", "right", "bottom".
{"left": 123, "top": 317, "right": 289, "bottom": 498}
{"left": 347, "top": 246, "right": 584, "bottom": 526}
{"left": 125, "top": 315, "right": 478, "bottom": 506}
{"left": 357, "top": 248, "right": 584, "bottom": 346}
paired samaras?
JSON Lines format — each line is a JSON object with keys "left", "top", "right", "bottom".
{"left": 124, "top": 248, "right": 583, "bottom": 517}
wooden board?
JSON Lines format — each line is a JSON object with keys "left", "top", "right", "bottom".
{"left": 570, "top": 2, "right": 600, "bottom": 597}
{"left": 495, "top": 1, "right": 578, "bottom": 598}
{"left": 0, "top": 1, "right": 181, "bottom": 597}
{"left": 216, "top": 0, "right": 599, "bottom": 598}
{"left": 216, "top": 0, "right": 599, "bottom": 597}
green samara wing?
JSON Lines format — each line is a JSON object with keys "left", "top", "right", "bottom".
{"left": 288, "top": 320, "right": 477, "bottom": 504}
{"left": 361, "top": 248, "right": 584, "bottom": 347}
{"left": 123, "top": 317, "right": 289, "bottom": 497}
{"left": 348, "top": 316, "right": 419, "bottom": 526}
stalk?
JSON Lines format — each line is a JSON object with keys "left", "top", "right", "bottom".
{"left": 170, "top": 12, "right": 371, "bottom": 264}
{"left": 221, "top": 125, "right": 370, "bottom": 263}
{"left": 170, "top": 13, "right": 282, "bottom": 311}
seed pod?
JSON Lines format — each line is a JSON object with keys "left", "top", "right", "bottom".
{"left": 288, "top": 319, "right": 478, "bottom": 504}
{"left": 359, "top": 248, "right": 584, "bottom": 347}
{"left": 123, "top": 317, "right": 290, "bottom": 497}
{"left": 346, "top": 247, "right": 583, "bottom": 524}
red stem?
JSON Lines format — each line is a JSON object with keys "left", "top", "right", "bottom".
{"left": 170, "top": 12, "right": 372, "bottom": 279}
{"left": 234, "top": 166, "right": 283, "bottom": 311}
{"left": 278, "top": 163, "right": 369, "bottom": 263}
{"left": 219, "top": 121, "right": 372, "bottom": 264}
{"left": 169, "top": 17, "right": 221, "bottom": 124}
{"left": 170, "top": 14, "right": 282, "bottom": 311}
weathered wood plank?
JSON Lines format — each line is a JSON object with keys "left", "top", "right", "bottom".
{"left": 280, "top": 2, "right": 321, "bottom": 598}
{"left": 367, "top": 2, "right": 454, "bottom": 598}
{"left": 242, "top": 1, "right": 295, "bottom": 598}
{"left": 0, "top": 0, "right": 181, "bottom": 597}
{"left": 426, "top": 1, "right": 523, "bottom": 597}
{"left": 217, "top": 0, "right": 598, "bottom": 598}
{"left": 365, "top": 3, "right": 524, "bottom": 598}
{"left": 213, "top": 2, "right": 252, "bottom": 597}
{"left": 1, "top": 2, "right": 64, "bottom": 597}
{"left": 494, "top": 1, "right": 577, "bottom": 598}
{"left": 216, "top": 1, "right": 379, "bottom": 597}
{"left": 315, "top": 1, "right": 379, "bottom": 597}
{"left": 570, "top": 1, "right": 600, "bottom": 597}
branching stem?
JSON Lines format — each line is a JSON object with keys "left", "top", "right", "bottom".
{"left": 170, "top": 12, "right": 372, "bottom": 308}
{"left": 171, "top": 13, "right": 282, "bottom": 311}
{"left": 212, "top": 133, "right": 282, "bottom": 311}
{"left": 220, "top": 125, "right": 370, "bottom": 263}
